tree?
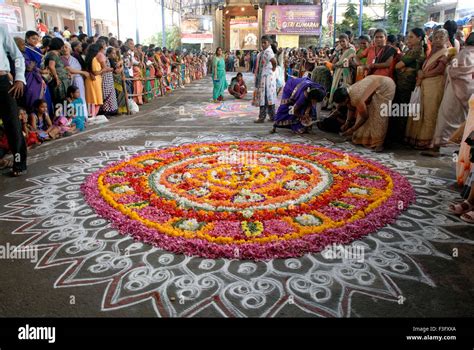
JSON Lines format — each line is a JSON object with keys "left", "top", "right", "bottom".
{"left": 362, "top": 14, "right": 374, "bottom": 33}
{"left": 144, "top": 26, "right": 182, "bottom": 49}
{"left": 336, "top": 0, "right": 373, "bottom": 36}
{"left": 344, "top": 0, "right": 358, "bottom": 27}
{"left": 387, "top": 0, "right": 436, "bottom": 35}
{"left": 340, "top": 0, "right": 358, "bottom": 32}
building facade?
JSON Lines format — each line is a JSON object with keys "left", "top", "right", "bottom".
{"left": 181, "top": 0, "right": 322, "bottom": 51}
{"left": 1, "top": 0, "right": 117, "bottom": 36}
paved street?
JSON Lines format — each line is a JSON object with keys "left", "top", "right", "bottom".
{"left": 0, "top": 73, "right": 473, "bottom": 317}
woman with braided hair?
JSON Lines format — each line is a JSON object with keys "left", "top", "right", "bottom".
{"left": 444, "top": 20, "right": 461, "bottom": 54}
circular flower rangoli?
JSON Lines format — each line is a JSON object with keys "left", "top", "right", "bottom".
{"left": 82, "top": 142, "right": 415, "bottom": 260}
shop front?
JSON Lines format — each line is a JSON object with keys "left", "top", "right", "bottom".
{"left": 223, "top": 5, "right": 260, "bottom": 52}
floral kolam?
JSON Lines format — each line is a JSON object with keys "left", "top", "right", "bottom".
{"left": 82, "top": 141, "right": 415, "bottom": 260}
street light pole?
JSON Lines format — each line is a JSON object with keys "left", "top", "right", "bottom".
{"left": 85, "top": 0, "right": 92, "bottom": 35}
{"left": 401, "top": 0, "right": 410, "bottom": 35}
{"left": 358, "top": 0, "right": 363, "bottom": 36}
{"left": 333, "top": 0, "right": 337, "bottom": 46}
{"left": 161, "top": 0, "right": 166, "bottom": 48}
{"left": 116, "top": 0, "right": 120, "bottom": 39}
{"left": 135, "top": 0, "right": 140, "bottom": 43}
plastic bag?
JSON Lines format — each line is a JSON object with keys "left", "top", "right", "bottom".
{"left": 409, "top": 86, "right": 421, "bottom": 119}
{"left": 128, "top": 99, "right": 139, "bottom": 114}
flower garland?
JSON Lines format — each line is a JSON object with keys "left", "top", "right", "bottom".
{"left": 82, "top": 141, "right": 416, "bottom": 260}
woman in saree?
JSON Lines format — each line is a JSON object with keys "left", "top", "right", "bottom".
{"left": 353, "top": 35, "right": 371, "bottom": 82}
{"left": 162, "top": 49, "right": 172, "bottom": 87}
{"left": 357, "top": 28, "right": 397, "bottom": 78}
{"left": 328, "top": 34, "right": 356, "bottom": 108}
{"left": 174, "top": 50, "right": 184, "bottom": 87}
{"left": 272, "top": 77, "right": 326, "bottom": 134}
{"left": 405, "top": 29, "right": 449, "bottom": 149}
{"left": 449, "top": 94, "right": 474, "bottom": 223}
{"left": 153, "top": 48, "right": 166, "bottom": 96}
{"left": 168, "top": 51, "right": 179, "bottom": 89}
{"left": 212, "top": 47, "right": 228, "bottom": 103}
{"left": 355, "top": 35, "right": 371, "bottom": 65}
{"left": 389, "top": 28, "right": 426, "bottom": 143}
{"left": 144, "top": 51, "right": 154, "bottom": 101}
{"left": 45, "top": 37, "right": 71, "bottom": 106}
{"left": 423, "top": 32, "right": 474, "bottom": 156}
{"left": 132, "top": 50, "right": 144, "bottom": 105}
{"left": 97, "top": 40, "right": 118, "bottom": 115}
{"left": 305, "top": 46, "right": 317, "bottom": 75}
{"left": 456, "top": 95, "right": 474, "bottom": 189}
{"left": 333, "top": 75, "right": 396, "bottom": 152}
{"left": 111, "top": 48, "right": 128, "bottom": 114}
{"left": 228, "top": 73, "right": 247, "bottom": 99}
{"left": 84, "top": 44, "right": 110, "bottom": 117}
{"left": 23, "top": 31, "right": 54, "bottom": 114}
{"left": 61, "top": 42, "right": 89, "bottom": 118}
{"left": 184, "top": 54, "right": 191, "bottom": 85}
{"left": 187, "top": 54, "right": 195, "bottom": 83}
{"left": 201, "top": 53, "right": 208, "bottom": 77}
{"left": 180, "top": 53, "right": 187, "bottom": 87}
{"left": 444, "top": 20, "right": 461, "bottom": 54}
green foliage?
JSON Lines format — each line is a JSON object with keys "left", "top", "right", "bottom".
{"left": 387, "top": 0, "right": 435, "bottom": 35}
{"left": 144, "top": 26, "right": 182, "bottom": 49}
{"left": 338, "top": 0, "right": 358, "bottom": 33}
{"left": 345, "top": 1, "right": 358, "bottom": 21}
{"left": 335, "top": 0, "right": 373, "bottom": 36}
{"left": 362, "top": 14, "right": 374, "bottom": 33}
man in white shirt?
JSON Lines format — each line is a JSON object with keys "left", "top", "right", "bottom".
{"left": 0, "top": 26, "right": 27, "bottom": 176}
{"left": 53, "top": 27, "right": 63, "bottom": 39}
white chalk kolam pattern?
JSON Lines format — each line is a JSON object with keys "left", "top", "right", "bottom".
{"left": 88, "top": 129, "right": 146, "bottom": 142}
{"left": 27, "top": 129, "right": 147, "bottom": 166}
{"left": 1, "top": 134, "right": 473, "bottom": 317}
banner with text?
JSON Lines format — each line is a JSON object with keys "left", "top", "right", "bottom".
{"left": 264, "top": 5, "right": 321, "bottom": 36}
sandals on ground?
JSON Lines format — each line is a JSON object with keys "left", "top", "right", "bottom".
{"left": 10, "top": 169, "right": 27, "bottom": 178}
{"left": 448, "top": 200, "right": 474, "bottom": 215}
{"left": 460, "top": 211, "right": 474, "bottom": 224}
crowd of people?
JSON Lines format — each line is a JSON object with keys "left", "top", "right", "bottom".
{"left": 212, "top": 24, "right": 473, "bottom": 223}
{"left": 223, "top": 50, "right": 259, "bottom": 73}
{"left": 277, "top": 23, "right": 473, "bottom": 159}
{"left": 1, "top": 19, "right": 474, "bottom": 223}
{"left": 0, "top": 26, "right": 211, "bottom": 176}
